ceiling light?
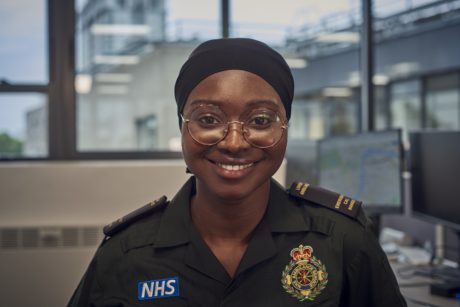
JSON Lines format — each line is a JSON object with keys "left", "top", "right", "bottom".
{"left": 316, "top": 32, "right": 359, "bottom": 43}
{"left": 388, "top": 62, "right": 419, "bottom": 77}
{"left": 373, "top": 74, "right": 389, "bottom": 85}
{"left": 75, "top": 74, "right": 92, "bottom": 94}
{"left": 93, "top": 55, "right": 140, "bottom": 65}
{"left": 90, "top": 24, "right": 150, "bottom": 35}
{"left": 322, "top": 87, "right": 352, "bottom": 97}
{"left": 285, "top": 57, "right": 308, "bottom": 69}
{"left": 95, "top": 73, "right": 133, "bottom": 83}
{"left": 97, "top": 85, "right": 129, "bottom": 95}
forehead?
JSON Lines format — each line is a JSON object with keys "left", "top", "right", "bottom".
{"left": 183, "top": 70, "right": 285, "bottom": 115}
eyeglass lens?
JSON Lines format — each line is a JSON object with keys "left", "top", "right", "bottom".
{"left": 184, "top": 105, "right": 286, "bottom": 148}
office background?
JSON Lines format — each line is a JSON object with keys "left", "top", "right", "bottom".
{"left": 1, "top": 0, "right": 460, "bottom": 306}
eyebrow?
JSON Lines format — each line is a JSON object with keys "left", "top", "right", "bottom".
{"left": 187, "top": 99, "right": 282, "bottom": 110}
{"left": 188, "top": 99, "right": 222, "bottom": 107}
{"left": 246, "top": 99, "right": 282, "bottom": 110}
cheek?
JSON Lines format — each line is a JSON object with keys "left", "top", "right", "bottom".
{"left": 181, "top": 132, "right": 205, "bottom": 172}
{"left": 271, "top": 137, "right": 287, "bottom": 167}
{"left": 274, "top": 135, "right": 287, "bottom": 157}
{"left": 181, "top": 133, "right": 193, "bottom": 156}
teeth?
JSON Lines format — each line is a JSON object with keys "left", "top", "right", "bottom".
{"left": 217, "top": 163, "right": 253, "bottom": 171}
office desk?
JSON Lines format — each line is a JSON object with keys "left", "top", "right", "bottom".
{"left": 392, "top": 261, "right": 460, "bottom": 306}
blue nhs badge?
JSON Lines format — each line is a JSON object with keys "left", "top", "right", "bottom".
{"left": 138, "top": 277, "right": 180, "bottom": 300}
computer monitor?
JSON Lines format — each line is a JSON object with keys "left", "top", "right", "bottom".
{"left": 317, "top": 129, "right": 404, "bottom": 215}
{"left": 410, "top": 131, "right": 460, "bottom": 231}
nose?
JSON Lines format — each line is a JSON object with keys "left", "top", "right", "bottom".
{"left": 216, "top": 121, "right": 251, "bottom": 152}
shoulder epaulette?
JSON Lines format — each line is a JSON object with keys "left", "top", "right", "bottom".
{"left": 103, "top": 196, "right": 168, "bottom": 237}
{"left": 288, "top": 181, "right": 362, "bottom": 220}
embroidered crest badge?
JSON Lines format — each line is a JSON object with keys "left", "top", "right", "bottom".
{"left": 281, "top": 244, "right": 328, "bottom": 302}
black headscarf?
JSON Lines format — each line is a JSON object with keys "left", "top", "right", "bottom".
{"left": 174, "top": 38, "right": 294, "bottom": 127}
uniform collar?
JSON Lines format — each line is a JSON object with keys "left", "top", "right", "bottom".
{"left": 266, "top": 179, "right": 311, "bottom": 232}
{"left": 153, "top": 177, "right": 195, "bottom": 248}
{"left": 152, "top": 176, "right": 332, "bottom": 249}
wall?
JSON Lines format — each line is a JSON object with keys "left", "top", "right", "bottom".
{"left": 0, "top": 160, "right": 286, "bottom": 307}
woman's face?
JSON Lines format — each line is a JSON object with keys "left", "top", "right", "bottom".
{"left": 181, "top": 69, "right": 288, "bottom": 201}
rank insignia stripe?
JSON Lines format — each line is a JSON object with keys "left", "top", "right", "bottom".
{"left": 103, "top": 195, "right": 168, "bottom": 237}
{"left": 138, "top": 277, "right": 179, "bottom": 300}
{"left": 288, "top": 181, "right": 362, "bottom": 220}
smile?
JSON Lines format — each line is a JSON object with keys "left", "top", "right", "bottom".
{"left": 215, "top": 162, "right": 254, "bottom": 171}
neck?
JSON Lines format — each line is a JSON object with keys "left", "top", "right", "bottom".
{"left": 190, "top": 180, "right": 270, "bottom": 243}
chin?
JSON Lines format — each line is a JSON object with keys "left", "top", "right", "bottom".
{"left": 196, "top": 174, "right": 270, "bottom": 202}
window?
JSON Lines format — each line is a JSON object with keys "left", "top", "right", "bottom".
{"left": 0, "top": 0, "right": 48, "bottom": 84}
{"left": 2, "top": 0, "right": 458, "bottom": 160}
{"left": 231, "top": 0, "right": 305, "bottom": 45}
{"left": 426, "top": 73, "right": 460, "bottom": 130}
{"left": 0, "top": 94, "right": 48, "bottom": 158}
{"left": 136, "top": 114, "right": 158, "bottom": 150}
{"left": 327, "top": 98, "right": 358, "bottom": 136}
{"left": 374, "top": 0, "right": 460, "bottom": 135}
{"left": 390, "top": 80, "right": 422, "bottom": 133}
{"left": 290, "top": 88, "right": 359, "bottom": 140}
{"left": 0, "top": 0, "right": 49, "bottom": 159}
{"left": 75, "top": 0, "right": 219, "bottom": 152}
{"left": 232, "top": 0, "right": 362, "bottom": 140}
{"left": 374, "top": 85, "right": 389, "bottom": 130}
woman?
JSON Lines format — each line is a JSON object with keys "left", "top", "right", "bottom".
{"left": 68, "top": 38, "right": 407, "bottom": 306}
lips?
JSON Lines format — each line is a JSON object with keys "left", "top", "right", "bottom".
{"left": 207, "top": 158, "right": 257, "bottom": 174}
{"left": 216, "top": 162, "right": 254, "bottom": 171}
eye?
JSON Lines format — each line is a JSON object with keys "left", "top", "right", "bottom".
{"left": 196, "top": 114, "right": 222, "bottom": 126}
{"left": 253, "top": 116, "right": 271, "bottom": 126}
{"left": 247, "top": 113, "right": 276, "bottom": 129}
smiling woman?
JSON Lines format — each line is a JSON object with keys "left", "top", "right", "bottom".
{"left": 181, "top": 70, "right": 287, "bottom": 205}
{"left": 68, "top": 38, "right": 407, "bottom": 307}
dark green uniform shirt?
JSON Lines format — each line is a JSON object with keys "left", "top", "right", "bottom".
{"left": 68, "top": 177, "right": 407, "bottom": 307}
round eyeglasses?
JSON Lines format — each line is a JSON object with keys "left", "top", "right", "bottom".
{"left": 181, "top": 104, "right": 288, "bottom": 148}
